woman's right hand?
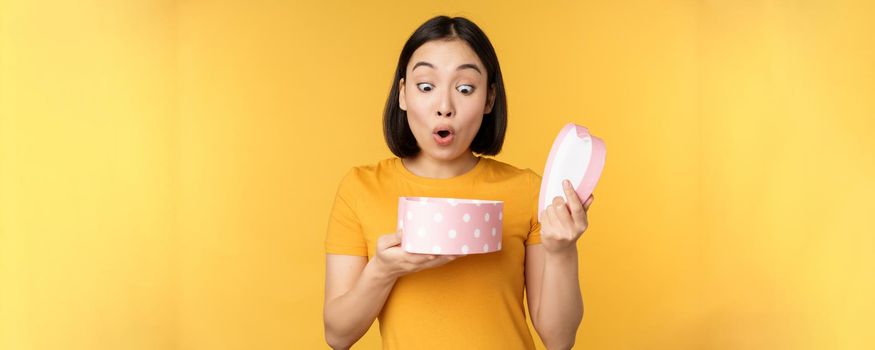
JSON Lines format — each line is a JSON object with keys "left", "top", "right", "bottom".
{"left": 373, "top": 229, "right": 464, "bottom": 280}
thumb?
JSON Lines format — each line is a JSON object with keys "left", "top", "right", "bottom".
{"left": 378, "top": 230, "right": 403, "bottom": 250}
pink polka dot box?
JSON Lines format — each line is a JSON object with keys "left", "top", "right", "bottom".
{"left": 397, "top": 196, "right": 503, "bottom": 255}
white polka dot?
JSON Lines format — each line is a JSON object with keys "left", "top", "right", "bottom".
{"left": 419, "top": 197, "right": 428, "bottom": 205}
{"left": 398, "top": 219, "right": 404, "bottom": 228}
{"left": 474, "top": 200, "right": 482, "bottom": 206}
{"left": 406, "top": 243, "right": 413, "bottom": 251}
{"left": 484, "top": 213, "right": 490, "bottom": 222}
{"left": 448, "top": 229, "right": 457, "bottom": 239}
{"left": 483, "top": 243, "right": 490, "bottom": 252}
{"left": 463, "top": 213, "right": 470, "bottom": 222}
{"left": 474, "top": 228, "right": 481, "bottom": 238}
{"left": 448, "top": 199, "right": 458, "bottom": 206}
{"left": 407, "top": 211, "right": 413, "bottom": 220}
{"left": 497, "top": 241, "right": 502, "bottom": 250}
{"left": 499, "top": 212, "right": 503, "bottom": 221}
{"left": 417, "top": 227, "right": 427, "bottom": 237}
{"left": 461, "top": 245, "right": 469, "bottom": 254}
{"left": 491, "top": 227, "right": 497, "bottom": 236}
{"left": 432, "top": 245, "right": 442, "bottom": 254}
{"left": 433, "top": 212, "right": 443, "bottom": 222}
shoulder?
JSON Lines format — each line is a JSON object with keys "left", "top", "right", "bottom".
{"left": 336, "top": 157, "right": 396, "bottom": 190}
{"left": 481, "top": 157, "right": 542, "bottom": 188}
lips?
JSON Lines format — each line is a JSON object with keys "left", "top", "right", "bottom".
{"left": 432, "top": 125, "right": 455, "bottom": 136}
{"left": 432, "top": 125, "right": 455, "bottom": 146}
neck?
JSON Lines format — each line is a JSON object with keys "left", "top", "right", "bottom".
{"left": 401, "top": 151, "right": 479, "bottom": 179}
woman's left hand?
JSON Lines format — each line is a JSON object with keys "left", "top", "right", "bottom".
{"left": 539, "top": 179, "right": 595, "bottom": 255}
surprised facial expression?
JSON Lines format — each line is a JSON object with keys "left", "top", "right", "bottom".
{"left": 399, "top": 39, "right": 495, "bottom": 160}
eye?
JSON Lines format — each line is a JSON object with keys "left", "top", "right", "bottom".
{"left": 416, "top": 83, "right": 434, "bottom": 92}
{"left": 456, "top": 84, "right": 475, "bottom": 95}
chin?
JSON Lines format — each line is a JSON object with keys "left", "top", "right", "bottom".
{"left": 423, "top": 147, "right": 462, "bottom": 161}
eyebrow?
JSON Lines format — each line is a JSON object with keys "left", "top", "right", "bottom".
{"left": 412, "top": 61, "right": 482, "bottom": 75}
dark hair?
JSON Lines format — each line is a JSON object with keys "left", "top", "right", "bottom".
{"left": 383, "top": 16, "right": 508, "bottom": 158}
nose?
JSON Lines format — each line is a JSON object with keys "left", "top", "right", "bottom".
{"left": 436, "top": 90, "right": 454, "bottom": 117}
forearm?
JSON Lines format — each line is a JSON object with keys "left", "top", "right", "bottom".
{"left": 324, "top": 259, "right": 397, "bottom": 350}
{"left": 537, "top": 246, "right": 583, "bottom": 349}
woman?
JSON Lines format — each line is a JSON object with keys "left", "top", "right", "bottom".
{"left": 323, "top": 15, "right": 594, "bottom": 350}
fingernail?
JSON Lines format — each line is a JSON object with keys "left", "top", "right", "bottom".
{"left": 564, "top": 179, "right": 570, "bottom": 186}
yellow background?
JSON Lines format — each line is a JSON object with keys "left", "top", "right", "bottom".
{"left": 1, "top": 0, "right": 873, "bottom": 349}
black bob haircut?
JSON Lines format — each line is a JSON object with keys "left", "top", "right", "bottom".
{"left": 383, "top": 16, "right": 508, "bottom": 158}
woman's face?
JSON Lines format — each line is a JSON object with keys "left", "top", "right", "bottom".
{"left": 399, "top": 38, "right": 495, "bottom": 161}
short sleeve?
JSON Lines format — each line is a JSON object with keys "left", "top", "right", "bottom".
{"left": 524, "top": 170, "right": 542, "bottom": 246}
{"left": 325, "top": 168, "right": 368, "bottom": 256}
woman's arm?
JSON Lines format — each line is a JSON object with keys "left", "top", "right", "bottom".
{"left": 525, "top": 244, "right": 583, "bottom": 350}
{"left": 526, "top": 179, "right": 594, "bottom": 349}
{"left": 324, "top": 254, "right": 397, "bottom": 350}
{"left": 323, "top": 231, "right": 461, "bottom": 350}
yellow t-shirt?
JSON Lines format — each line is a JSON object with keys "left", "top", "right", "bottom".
{"left": 325, "top": 156, "right": 543, "bottom": 350}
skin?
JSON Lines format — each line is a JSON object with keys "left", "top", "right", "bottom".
{"left": 398, "top": 38, "right": 496, "bottom": 179}
{"left": 527, "top": 180, "right": 594, "bottom": 349}
{"left": 324, "top": 37, "right": 595, "bottom": 350}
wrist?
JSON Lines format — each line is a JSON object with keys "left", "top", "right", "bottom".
{"left": 545, "top": 245, "right": 579, "bottom": 261}
{"left": 368, "top": 256, "right": 400, "bottom": 282}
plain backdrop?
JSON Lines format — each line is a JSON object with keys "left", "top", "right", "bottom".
{"left": 1, "top": 0, "right": 873, "bottom": 349}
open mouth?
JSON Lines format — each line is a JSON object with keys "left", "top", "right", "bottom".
{"left": 433, "top": 127, "right": 455, "bottom": 146}
{"left": 433, "top": 125, "right": 455, "bottom": 146}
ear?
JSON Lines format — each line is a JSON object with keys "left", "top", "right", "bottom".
{"left": 484, "top": 83, "right": 496, "bottom": 114}
{"left": 398, "top": 77, "right": 407, "bottom": 111}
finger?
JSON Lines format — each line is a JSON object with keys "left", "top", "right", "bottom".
{"left": 539, "top": 208, "right": 551, "bottom": 227}
{"left": 403, "top": 252, "right": 434, "bottom": 264}
{"left": 552, "top": 195, "right": 567, "bottom": 214}
{"left": 562, "top": 179, "right": 585, "bottom": 221}
{"left": 583, "top": 194, "right": 594, "bottom": 211}
{"left": 414, "top": 255, "right": 445, "bottom": 269}
{"left": 442, "top": 256, "right": 460, "bottom": 264}
{"left": 547, "top": 204, "right": 562, "bottom": 233}
{"left": 377, "top": 233, "right": 401, "bottom": 250}
{"left": 551, "top": 198, "right": 575, "bottom": 232}
{"left": 427, "top": 255, "right": 458, "bottom": 268}
{"left": 439, "top": 255, "right": 458, "bottom": 262}
{"left": 550, "top": 196, "right": 573, "bottom": 227}
{"left": 378, "top": 231, "right": 402, "bottom": 250}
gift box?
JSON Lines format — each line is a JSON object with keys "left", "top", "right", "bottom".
{"left": 538, "top": 123, "right": 606, "bottom": 219}
{"left": 398, "top": 196, "right": 503, "bottom": 255}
